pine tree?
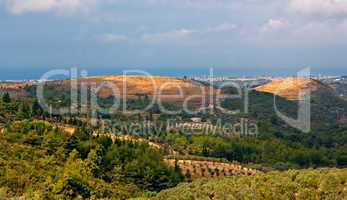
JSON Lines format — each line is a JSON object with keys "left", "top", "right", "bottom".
{"left": 18, "top": 102, "right": 31, "bottom": 119}
{"left": 85, "top": 148, "right": 102, "bottom": 177}
{"left": 2, "top": 92, "right": 11, "bottom": 103}
{"left": 32, "top": 100, "right": 43, "bottom": 117}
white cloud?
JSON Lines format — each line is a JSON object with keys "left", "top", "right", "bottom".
{"left": 207, "top": 23, "right": 237, "bottom": 32}
{"left": 290, "top": 19, "right": 347, "bottom": 45}
{"left": 290, "top": 0, "right": 347, "bottom": 17}
{"left": 5, "top": 0, "right": 97, "bottom": 15}
{"left": 261, "top": 19, "right": 289, "bottom": 32}
{"left": 142, "top": 28, "right": 195, "bottom": 43}
{"left": 6, "top": 0, "right": 55, "bottom": 14}
{"left": 248, "top": 18, "right": 347, "bottom": 47}
{"left": 144, "top": 0, "right": 230, "bottom": 8}
{"left": 98, "top": 33, "right": 129, "bottom": 43}
{"left": 141, "top": 23, "right": 238, "bottom": 44}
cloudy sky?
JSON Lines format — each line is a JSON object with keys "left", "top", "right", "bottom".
{"left": 1, "top": 0, "right": 347, "bottom": 79}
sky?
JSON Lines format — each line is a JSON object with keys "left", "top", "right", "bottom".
{"left": 1, "top": 0, "right": 347, "bottom": 79}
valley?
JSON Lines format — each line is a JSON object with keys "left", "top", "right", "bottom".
{"left": 3, "top": 1, "right": 347, "bottom": 198}
{"left": 0, "top": 74, "right": 347, "bottom": 199}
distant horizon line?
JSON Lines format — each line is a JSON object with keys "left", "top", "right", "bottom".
{"left": 0, "top": 65, "right": 346, "bottom": 81}
{"left": 0, "top": 73, "right": 345, "bottom": 82}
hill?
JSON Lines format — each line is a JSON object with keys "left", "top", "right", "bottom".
{"left": 255, "top": 77, "right": 333, "bottom": 100}
{"left": 155, "top": 168, "right": 347, "bottom": 200}
{"left": 45, "top": 75, "right": 216, "bottom": 107}
{"left": 0, "top": 81, "right": 32, "bottom": 99}
{"left": 250, "top": 77, "right": 347, "bottom": 129}
{"left": 1, "top": 82, "right": 347, "bottom": 199}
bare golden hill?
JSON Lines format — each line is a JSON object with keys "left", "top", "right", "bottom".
{"left": 81, "top": 75, "right": 210, "bottom": 95}
{"left": 48, "top": 75, "right": 216, "bottom": 106}
{"left": 254, "top": 77, "right": 331, "bottom": 100}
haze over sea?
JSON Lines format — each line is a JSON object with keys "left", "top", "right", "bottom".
{"left": 2, "top": 66, "right": 347, "bottom": 81}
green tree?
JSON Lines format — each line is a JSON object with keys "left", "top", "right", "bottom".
{"left": 18, "top": 102, "right": 31, "bottom": 119}
{"left": 2, "top": 92, "right": 11, "bottom": 103}
{"left": 32, "top": 100, "right": 43, "bottom": 117}
{"left": 84, "top": 148, "right": 102, "bottom": 177}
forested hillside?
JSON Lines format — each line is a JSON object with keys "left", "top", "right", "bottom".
{"left": 0, "top": 120, "right": 182, "bottom": 199}
{"left": 155, "top": 168, "right": 347, "bottom": 200}
{"left": 1, "top": 77, "right": 347, "bottom": 199}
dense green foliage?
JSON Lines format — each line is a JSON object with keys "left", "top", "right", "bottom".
{"left": 222, "top": 89, "right": 347, "bottom": 130}
{"left": 155, "top": 168, "right": 347, "bottom": 200}
{"left": 214, "top": 89, "right": 347, "bottom": 169}
{"left": 2, "top": 85, "right": 347, "bottom": 199}
{"left": 0, "top": 120, "right": 182, "bottom": 199}
{"left": 159, "top": 132, "right": 347, "bottom": 170}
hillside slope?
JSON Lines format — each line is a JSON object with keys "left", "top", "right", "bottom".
{"left": 255, "top": 77, "right": 333, "bottom": 100}
{"left": 46, "top": 75, "right": 216, "bottom": 107}
{"left": 155, "top": 168, "right": 347, "bottom": 200}
{"left": 251, "top": 77, "right": 347, "bottom": 129}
